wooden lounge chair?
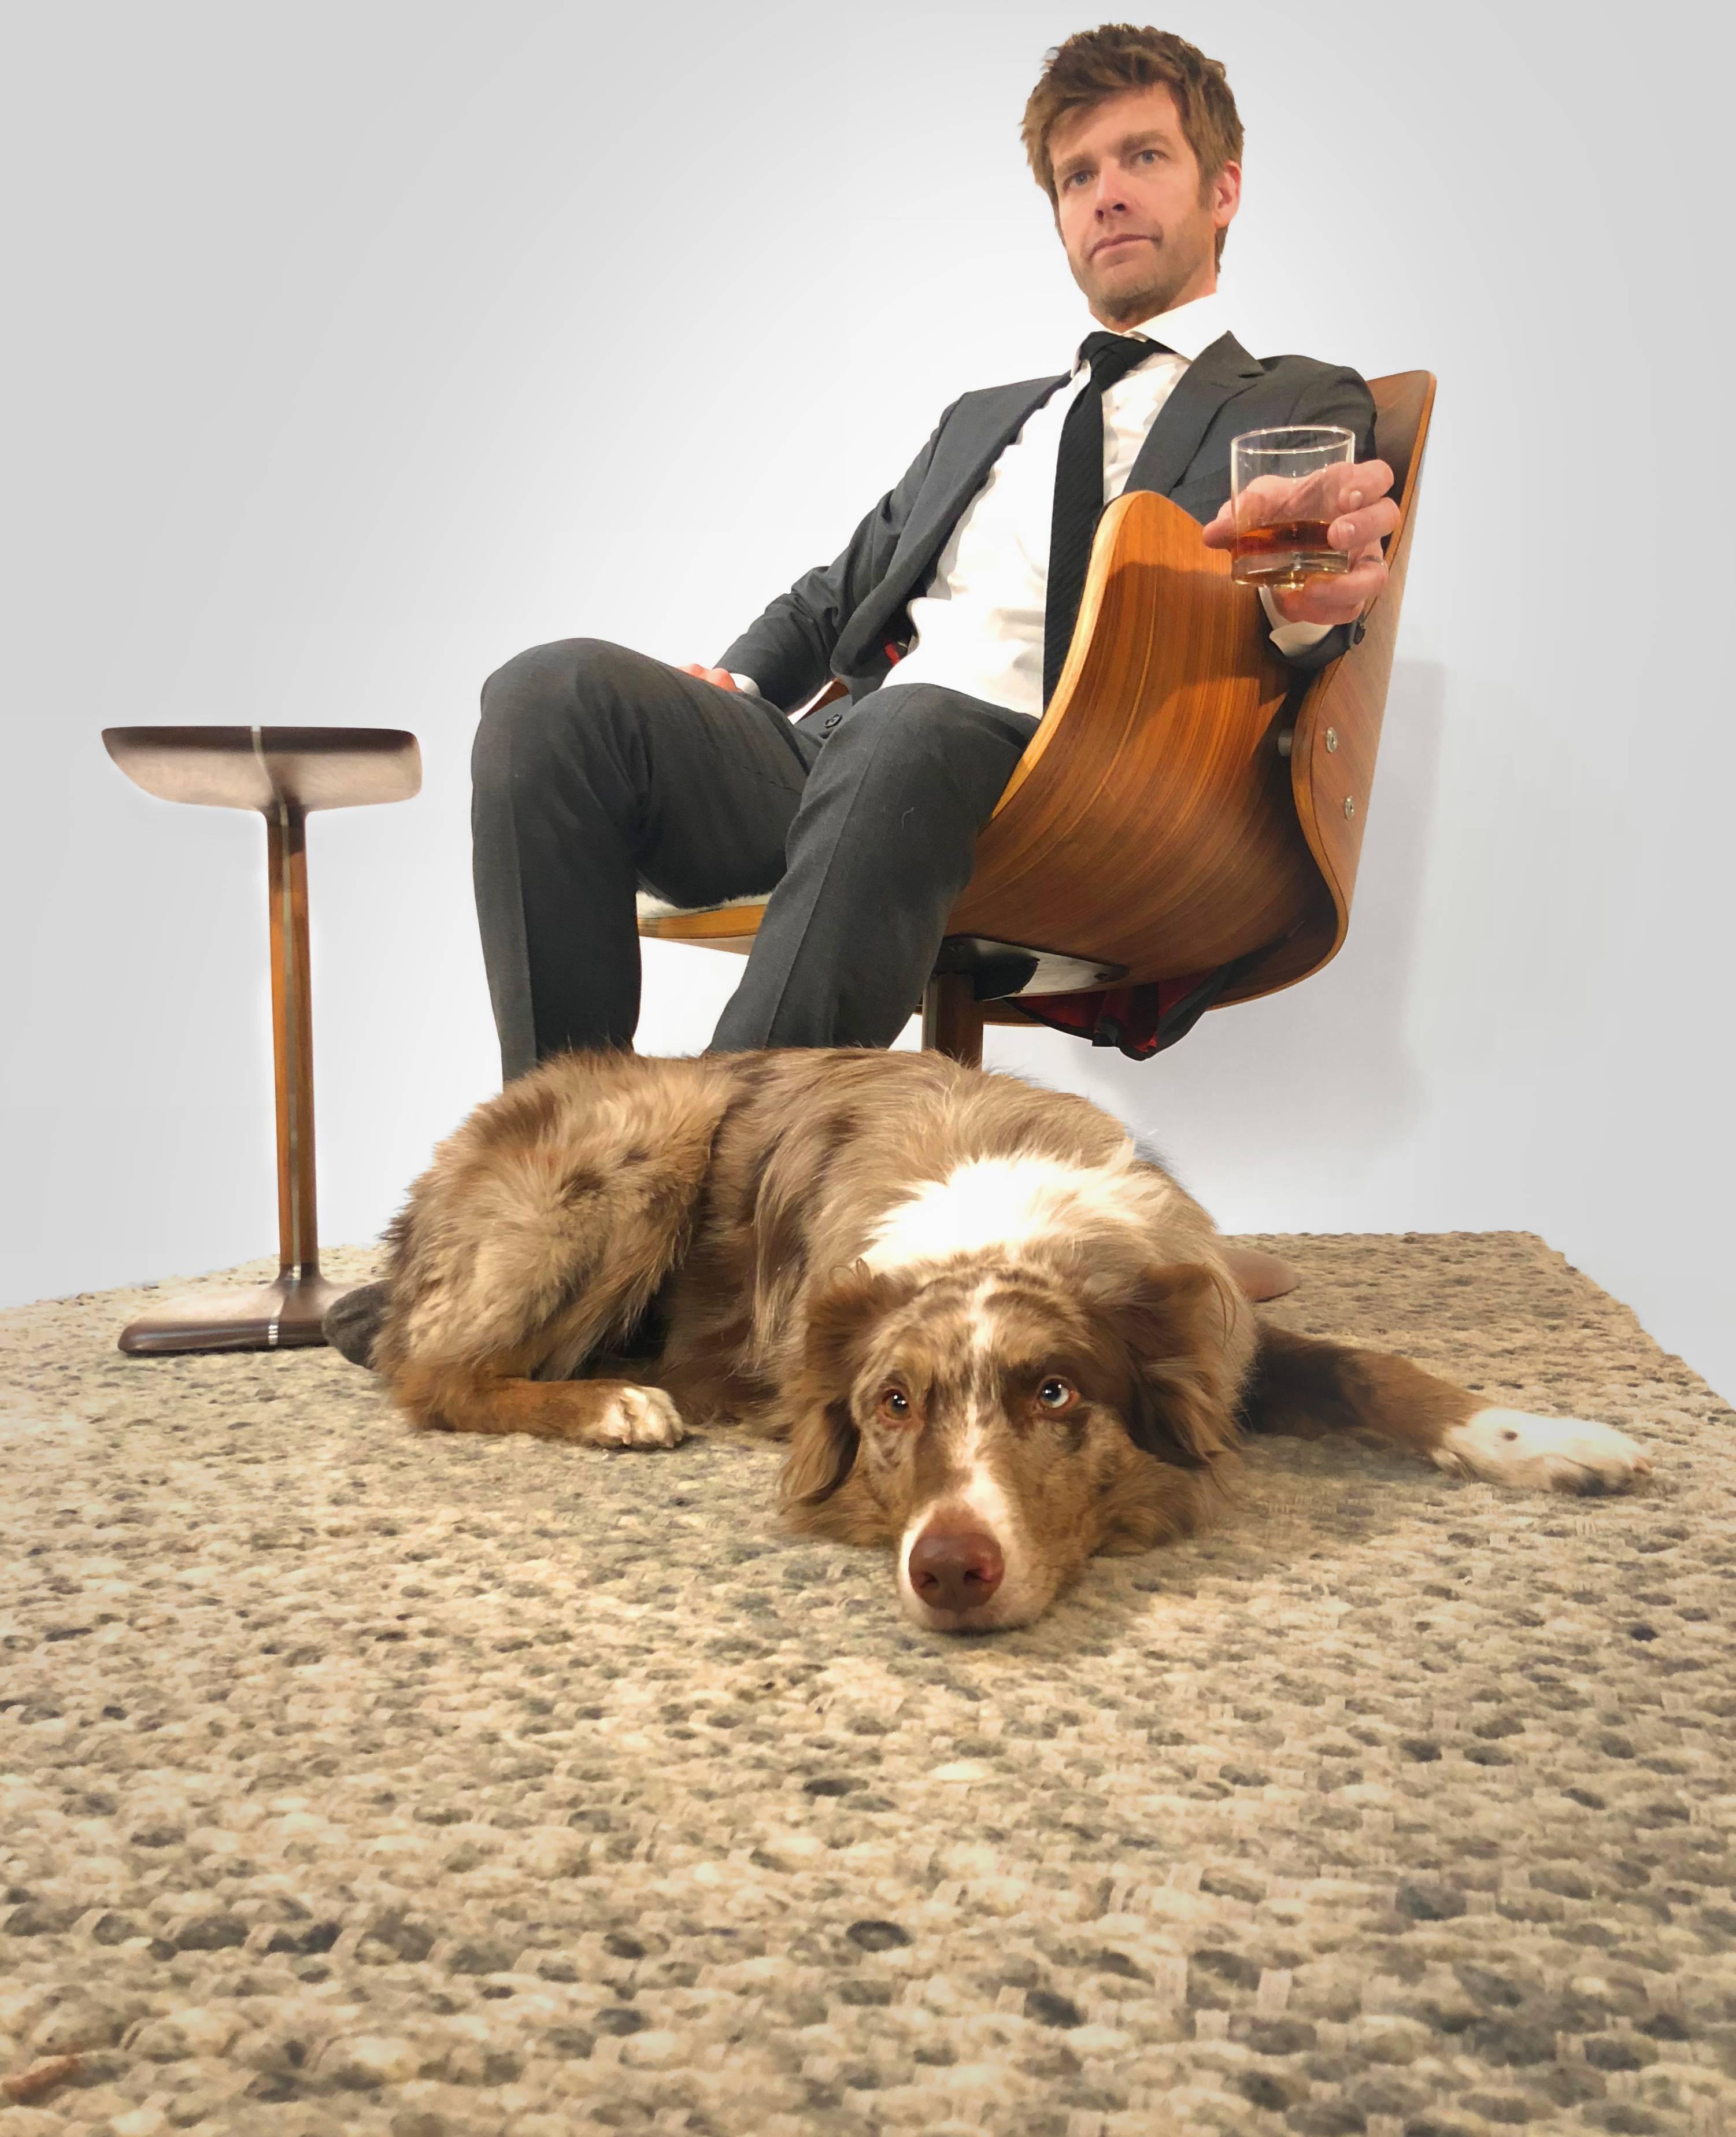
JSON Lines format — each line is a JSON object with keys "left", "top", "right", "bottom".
{"left": 640, "top": 369, "right": 1435, "bottom": 1072}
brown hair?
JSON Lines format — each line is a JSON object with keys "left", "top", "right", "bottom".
{"left": 1021, "top": 25, "right": 1243, "bottom": 266}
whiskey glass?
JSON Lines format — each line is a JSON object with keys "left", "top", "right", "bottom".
{"left": 1230, "top": 426, "right": 1357, "bottom": 589}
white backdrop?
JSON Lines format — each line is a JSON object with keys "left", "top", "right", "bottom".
{"left": 4, "top": 1, "right": 1730, "bottom": 1398}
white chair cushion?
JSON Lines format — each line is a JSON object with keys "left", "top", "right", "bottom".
{"left": 635, "top": 890, "right": 768, "bottom": 922}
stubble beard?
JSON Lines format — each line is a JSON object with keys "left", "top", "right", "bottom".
{"left": 1075, "top": 219, "right": 1216, "bottom": 330}
{"left": 1085, "top": 245, "right": 1195, "bottom": 329}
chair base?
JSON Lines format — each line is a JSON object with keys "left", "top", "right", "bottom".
{"left": 117, "top": 1271, "right": 357, "bottom": 1356}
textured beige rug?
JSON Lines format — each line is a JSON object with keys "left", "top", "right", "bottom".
{"left": 2, "top": 1232, "right": 1734, "bottom": 2137}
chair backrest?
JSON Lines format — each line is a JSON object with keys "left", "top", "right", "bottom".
{"left": 1374, "top": 373, "right": 1433, "bottom": 513}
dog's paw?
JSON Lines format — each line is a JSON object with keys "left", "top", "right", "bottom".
{"left": 1433, "top": 1407, "right": 1651, "bottom": 1496}
{"left": 582, "top": 1383, "right": 687, "bottom": 1450}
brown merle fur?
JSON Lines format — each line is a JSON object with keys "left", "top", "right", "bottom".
{"left": 780, "top": 1245, "right": 1242, "bottom": 1596}
{"left": 373, "top": 1047, "right": 1491, "bottom": 1623}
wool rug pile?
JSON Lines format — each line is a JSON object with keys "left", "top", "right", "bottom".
{"left": 2, "top": 1232, "right": 1733, "bottom": 2137}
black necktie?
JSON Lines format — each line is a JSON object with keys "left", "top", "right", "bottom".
{"left": 1042, "top": 331, "right": 1165, "bottom": 706}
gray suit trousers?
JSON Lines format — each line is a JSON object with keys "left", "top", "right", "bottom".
{"left": 471, "top": 639, "right": 1039, "bottom": 1080}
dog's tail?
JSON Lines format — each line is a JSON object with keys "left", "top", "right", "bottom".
{"left": 1241, "top": 1323, "right": 1651, "bottom": 1497}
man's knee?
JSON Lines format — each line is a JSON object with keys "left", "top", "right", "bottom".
{"left": 474, "top": 637, "right": 641, "bottom": 789}
{"left": 479, "top": 636, "right": 642, "bottom": 729}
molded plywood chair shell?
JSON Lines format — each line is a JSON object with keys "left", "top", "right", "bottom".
{"left": 639, "top": 371, "right": 1436, "bottom": 1036}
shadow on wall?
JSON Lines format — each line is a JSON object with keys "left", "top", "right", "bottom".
{"left": 1023, "top": 659, "right": 1449, "bottom": 1210}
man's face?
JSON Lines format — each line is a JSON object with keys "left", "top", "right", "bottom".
{"left": 1049, "top": 84, "right": 1239, "bottom": 328}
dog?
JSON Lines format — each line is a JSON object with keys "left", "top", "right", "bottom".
{"left": 358, "top": 1047, "right": 1651, "bottom": 1632}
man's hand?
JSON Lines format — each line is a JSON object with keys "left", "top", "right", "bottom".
{"left": 1201, "top": 457, "right": 1398, "bottom": 627}
{"left": 679, "top": 663, "right": 741, "bottom": 690}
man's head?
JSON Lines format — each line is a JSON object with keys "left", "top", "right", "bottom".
{"left": 1022, "top": 25, "right": 1243, "bottom": 330}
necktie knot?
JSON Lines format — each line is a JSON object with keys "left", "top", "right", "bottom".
{"left": 1078, "top": 330, "right": 1161, "bottom": 390}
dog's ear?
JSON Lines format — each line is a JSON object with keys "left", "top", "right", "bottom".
{"left": 1092, "top": 1259, "right": 1238, "bottom": 1471}
{"left": 780, "top": 1262, "right": 913, "bottom": 1517}
{"left": 780, "top": 1398, "right": 860, "bottom": 1514}
{"left": 801, "top": 1260, "right": 912, "bottom": 1385}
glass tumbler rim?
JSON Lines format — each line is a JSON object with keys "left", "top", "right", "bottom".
{"left": 1231, "top": 423, "right": 1357, "bottom": 455}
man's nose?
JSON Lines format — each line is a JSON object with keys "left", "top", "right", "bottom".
{"left": 908, "top": 1524, "right": 1004, "bottom": 1613}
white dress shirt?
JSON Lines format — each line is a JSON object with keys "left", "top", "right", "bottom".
{"left": 736, "top": 290, "right": 1331, "bottom": 716}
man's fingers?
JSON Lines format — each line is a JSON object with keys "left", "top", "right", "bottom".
{"left": 1335, "top": 457, "right": 1394, "bottom": 505}
{"left": 1269, "top": 550, "right": 1387, "bottom": 626}
{"left": 1201, "top": 498, "right": 1236, "bottom": 548}
{"left": 678, "top": 662, "right": 740, "bottom": 690}
{"left": 1327, "top": 497, "right": 1401, "bottom": 553}
{"left": 1272, "top": 582, "right": 1362, "bottom": 624}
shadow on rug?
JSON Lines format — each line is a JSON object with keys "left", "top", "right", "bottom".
{"left": 2, "top": 1232, "right": 1733, "bottom": 2136}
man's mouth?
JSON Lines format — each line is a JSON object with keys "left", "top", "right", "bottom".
{"left": 1091, "top": 232, "right": 1154, "bottom": 260}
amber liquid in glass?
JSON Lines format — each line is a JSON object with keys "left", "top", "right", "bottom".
{"left": 1230, "top": 519, "right": 1348, "bottom": 586}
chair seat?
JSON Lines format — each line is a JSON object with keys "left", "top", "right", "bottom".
{"left": 635, "top": 890, "right": 769, "bottom": 944}
{"left": 103, "top": 726, "right": 421, "bottom": 814}
{"left": 636, "top": 894, "right": 1126, "bottom": 1001}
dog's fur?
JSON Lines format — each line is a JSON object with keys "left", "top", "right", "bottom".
{"left": 371, "top": 1048, "right": 1651, "bottom": 1630}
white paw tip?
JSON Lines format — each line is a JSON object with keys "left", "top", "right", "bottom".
{"left": 1437, "top": 1407, "right": 1650, "bottom": 1495}
{"left": 600, "top": 1385, "right": 686, "bottom": 1448}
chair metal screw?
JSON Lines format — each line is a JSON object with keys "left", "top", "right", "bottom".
{"left": 1343, "top": 795, "right": 1356, "bottom": 819}
{"left": 1325, "top": 727, "right": 1339, "bottom": 752}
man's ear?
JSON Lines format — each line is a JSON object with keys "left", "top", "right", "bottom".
{"left": 1090, "top": 1259, "right": 1238, "bottom": 1471}
{"left": 1209, "top": 157, "right": 1242, "bottom": 234}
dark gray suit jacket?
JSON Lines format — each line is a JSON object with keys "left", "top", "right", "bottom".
{"left": 721, "top": 332, "right": 1376, "bottom": 712}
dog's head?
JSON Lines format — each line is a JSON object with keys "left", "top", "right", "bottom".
{"left": 778, "top": 1243, "right": 1241, "bottom": 1631}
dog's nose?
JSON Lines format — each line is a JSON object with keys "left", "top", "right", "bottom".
{"left": 908, "top": 1525, "right": 1004, "bottom": 1613}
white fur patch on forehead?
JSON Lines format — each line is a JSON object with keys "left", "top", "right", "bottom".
{"left": 955, "top": 1275, "right": 999, "bottom": 1369}
{"left": 862, "top": 1151, "right": 1152, "bottom": 1273}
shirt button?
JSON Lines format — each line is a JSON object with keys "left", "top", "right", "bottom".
{"left": 821, "top": 713, "right": 842, "bottom": 730}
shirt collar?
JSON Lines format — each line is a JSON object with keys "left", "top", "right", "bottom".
{"left": 1072, "top": 289, "right": 1231, "bottom": 372}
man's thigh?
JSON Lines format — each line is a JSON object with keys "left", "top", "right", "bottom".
{"left": 794, "top": 679, "right": 1042, "bottom": 838}
{"left": 486, "top": 637, "right": 824, "bottom": 906}
{"left": 621, "top": 655, "right": 825, "bottom": 909}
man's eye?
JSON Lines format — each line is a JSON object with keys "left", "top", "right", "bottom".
{"left": 878, "top": 1388, "right": 912, "bottom": 1425}
{"left": 1037, "top": 1378, "right": 1078, "bottom": 1412}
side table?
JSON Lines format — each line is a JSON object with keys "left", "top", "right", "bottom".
{"left": 101, "top": 725, "right": 421, "bottom": 1354}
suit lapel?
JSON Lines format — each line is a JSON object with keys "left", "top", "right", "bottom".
{"left": 1126, "top": 330, "right": 1266, "bottom": 497}
{"left": 841, "top": 374, "right": 1068, "bottom": 661}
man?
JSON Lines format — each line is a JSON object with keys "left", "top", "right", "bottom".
{"left": 472, "top": 24, "right": 1398, "bottom": 1081}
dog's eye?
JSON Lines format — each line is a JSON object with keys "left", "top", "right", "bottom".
{"left": 877, "top": 1388, "right": 913, "bottom": 1426}
{"left": 1037, "top": 1377, "right": 1078, "bottom": 1412}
